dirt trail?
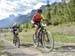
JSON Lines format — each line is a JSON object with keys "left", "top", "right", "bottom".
{"left": 0, "top": 34, "right": 45, "bottom": 56}
{"left": 1, "top": 33, "right": 75, "bottom": 56}
{"left": 1, "top": 37, "right": 75, "bottom": 56}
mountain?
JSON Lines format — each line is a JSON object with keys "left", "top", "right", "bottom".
{"left": 0, "top": 5, "right": 46, "bottom": 28}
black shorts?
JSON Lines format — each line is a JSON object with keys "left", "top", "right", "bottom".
{"left": 34, "top": 21, "right": 41, "bottom": 26}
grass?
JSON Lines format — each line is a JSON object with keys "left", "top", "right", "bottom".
{"left": 4, "top": 22, "right": 75, "bottom": 43}
{"left": 19, "top": 31, "right": 33, "bottom": 43}
{"left": 5, "top": 29, "right": 34, "bottom": 44}
{"left": 4, "top": 32, "right": 13, "bottom": 41}
{"left": 0, "top": 41, "right": 4, "bottom": 50}
{"left": 5, "top": 29, "right": 75, "bottom": 43}
{"left": 53, "top": 33, "right": 75, "bottom": 43}
{"left": 0, "top": 51, "right": 12, "bottom": 56}
{"left": 0, "top": 33, "right": 13, "bottom": 56}
{"left": 0, "top": 42, "right": 13, "bottom": 56}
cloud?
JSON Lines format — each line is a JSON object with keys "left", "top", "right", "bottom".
{"left": 0, "top": 0, "right": 61, "bottom": 20}
{"left": 56, "top": 0, "right": 61, "bottom": 3}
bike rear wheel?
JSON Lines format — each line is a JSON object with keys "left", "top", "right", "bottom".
{"left": 33, "top": 34, "right": 39, "bottom": 47}
{"left": 33, "top": 30, "right": 43, "bottom": 47}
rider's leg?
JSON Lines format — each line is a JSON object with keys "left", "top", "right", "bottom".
{"left": 34, "top": 24, "right": 39, "bottom": 35}
{"left": 13, "top": 35, "right": 16, "bottom": 44}
{"left": 34, "top": 24, "right": 40, "bottom": 46}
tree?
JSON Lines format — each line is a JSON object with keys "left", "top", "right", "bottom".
{"left": 43, "top": 0, "right": 51, "bottom": 25}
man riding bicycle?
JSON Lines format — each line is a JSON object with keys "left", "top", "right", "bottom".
{"left": 11, "top": 23, "right": 20, "bottom": 44}
{"left": 31, "top": 9, "right": 43, "bottom": 35}
{"left": 12, "top": 23, "right": 19, "bottom": 35}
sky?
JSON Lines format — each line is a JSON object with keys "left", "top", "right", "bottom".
{"left": 0, "top": 0, "right": 62, "bottom": 20}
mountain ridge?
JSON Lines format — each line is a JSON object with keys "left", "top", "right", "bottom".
{"left": 0, "top": 5, "right": 45, "bottom": 28}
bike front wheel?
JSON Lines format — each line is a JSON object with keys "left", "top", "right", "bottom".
{"left": 13, "top": 37, "right": 20, "bottom": 48}
{"left": 42, "top": 31, "right": 54, "bottom": 52}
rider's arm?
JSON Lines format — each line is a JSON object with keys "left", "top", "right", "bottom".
{"left": 31, "top": 14, "right": 36, "bottom": 24}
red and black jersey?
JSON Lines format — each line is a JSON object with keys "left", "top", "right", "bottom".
{"left": 32, "top": 12, "right": 42, "bottom": 21}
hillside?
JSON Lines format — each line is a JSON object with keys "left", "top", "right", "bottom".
{"left": 50, "top": 23, "right": 75, "bottom": 35}
{"left": 0, "top": 5, "right": 45, "bottom": 28}
{"left": 42, "top": 0, "right": 75, "bottom": 25}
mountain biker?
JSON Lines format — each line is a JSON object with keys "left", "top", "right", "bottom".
{"left": 31, "top": 9, "right": 43, "bottom": 35}
{"left": 12, "top": 23, "right": 19, "bottom": 35}
{"left": 11, "top": 23, "right": 20, "bottom": 43}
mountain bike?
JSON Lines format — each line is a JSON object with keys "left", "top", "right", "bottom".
{"left": 33, "top": 23, "right": 54, "bottom": 52}
{"left": 13, "top": 31, "right": 20, "bottom": 48}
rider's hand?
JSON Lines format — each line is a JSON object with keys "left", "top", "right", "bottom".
{"left": 31, "top": 20, "right": 34, "bottom": 24}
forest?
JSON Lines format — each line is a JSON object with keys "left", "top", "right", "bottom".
{"left": 42, "top": 0, "right": 75, "bottom": 25}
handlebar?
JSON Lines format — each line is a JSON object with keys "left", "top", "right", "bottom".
{"left": 41, "top": 23, "right": 47, "bottom": 27}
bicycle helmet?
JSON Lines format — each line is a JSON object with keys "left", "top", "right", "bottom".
{"left": 12, "top": 22, "right": 17, "bottom": 27}
{"left": 37, "top": 9, "right": 42, "bottom": 13}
